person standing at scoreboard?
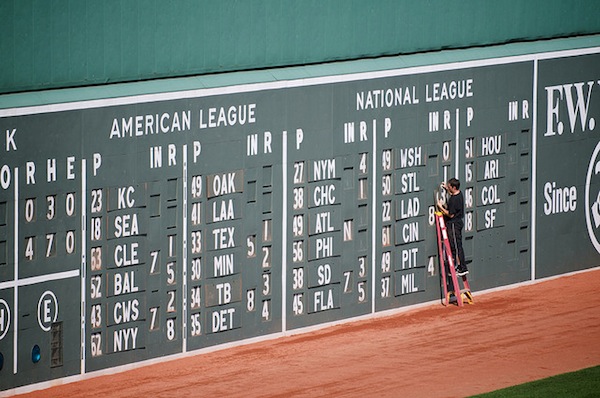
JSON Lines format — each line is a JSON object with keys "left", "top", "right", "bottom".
{"left": 437, "top": 178, "right": 469, "bottom": 276}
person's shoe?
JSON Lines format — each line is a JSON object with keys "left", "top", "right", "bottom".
{"left": 457, "top": 269, "right": 469, "bottom": 277}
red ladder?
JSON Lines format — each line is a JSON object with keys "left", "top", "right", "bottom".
{"left": 435, "top": 211, "right": 473, "bottom": 306}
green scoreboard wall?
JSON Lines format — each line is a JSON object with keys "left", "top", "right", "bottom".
{"left": 1, "top": 45, "right": 600, "bottom": 392}
{"left": 3, "top": 0, "right": 600, "bottom": 94}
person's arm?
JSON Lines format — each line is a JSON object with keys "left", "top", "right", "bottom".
{"left": 439, "top": 204, "right": 454, "bottom": 218}
{"left": 437, "top": 199, "right": 454, "bottom": 218}
{"left": 438, "top": 196, "right": 455, "bottom": 218}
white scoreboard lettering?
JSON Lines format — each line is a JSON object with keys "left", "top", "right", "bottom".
{"left": 1, "top": 49, "right": 599, "bottom": 391}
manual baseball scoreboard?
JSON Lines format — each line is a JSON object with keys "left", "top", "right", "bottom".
{"left": 1, "top": 50, "right": 599, "bottom": 390}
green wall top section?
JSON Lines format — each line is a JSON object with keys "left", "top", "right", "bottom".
{"left": 2, "top": 34, "right": 600, "bottom": 111}
{"left": 2, "top": 0, "right": 600, "bottom": 94}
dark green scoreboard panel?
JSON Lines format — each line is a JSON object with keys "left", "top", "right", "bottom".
{"left": 535, "top": 53, "right": 600, "bottom": 278}
{"left": 1, "top": 49, "right": 599, "bottom": 391}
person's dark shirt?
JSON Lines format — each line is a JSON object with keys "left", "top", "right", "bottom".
{"left": 445, "top": 191, "right": 464, "bottom": 229}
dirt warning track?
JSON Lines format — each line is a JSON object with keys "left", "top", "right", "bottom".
{"left": 14, "top": 268, "right": 600, "bottom": 398}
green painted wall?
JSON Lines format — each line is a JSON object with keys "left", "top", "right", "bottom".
{"left": 1, "top": 0, "right": 599, "bottom": 94}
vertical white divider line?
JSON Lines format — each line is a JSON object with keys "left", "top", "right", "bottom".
{"left": 182, "top": 145, "right": 188, "bottom": 352}
{"left": 282, "top": 131, "right": 288, "bottom": 332}
{"left": 13, "top": 167, "right": 18, "bottom": 374}
{"left": 455, "top": 108, "right": 460, "bottom": 179}
{"left": 81, "top": 159, "right": 87, "bottom": 374}
{"left": 531, "top": 59, "right": 538, "bottom": 282}
{"left": 371, "top": 124, "right": 377, "bottom": 314}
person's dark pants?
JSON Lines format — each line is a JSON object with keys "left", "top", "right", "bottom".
{"left": 447, "top": 222, "right": 467, "bottom": 272}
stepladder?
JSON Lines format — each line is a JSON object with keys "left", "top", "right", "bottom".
{"left": 435, "top": 211, "right": 474, "bottom": 306}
